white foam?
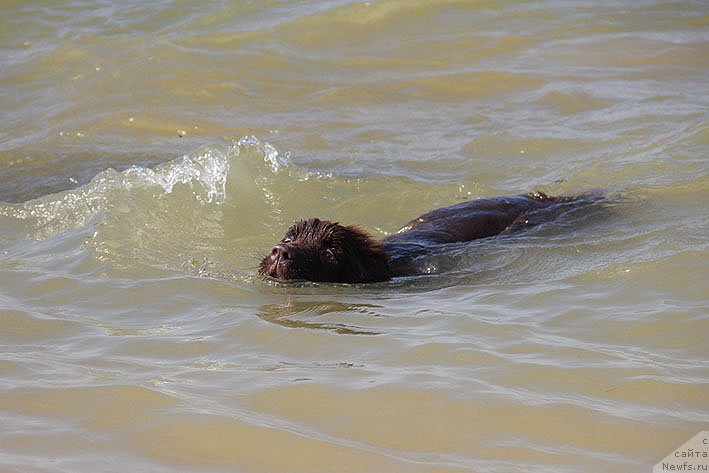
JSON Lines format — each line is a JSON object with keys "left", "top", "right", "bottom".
{"left": 0, "top": 136, "right": 287, "bottom": 239}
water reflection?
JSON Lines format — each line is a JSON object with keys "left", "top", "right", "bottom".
{"left": 256, "top": 300, "right": 382, "bottom": 335}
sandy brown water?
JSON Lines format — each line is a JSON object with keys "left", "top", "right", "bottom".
{"left": 1, "top": 1, "right": 708, "bottom": 472}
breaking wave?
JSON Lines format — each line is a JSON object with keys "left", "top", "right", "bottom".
{"left": 0, "top": 136, "right": 288, "bottom": 240}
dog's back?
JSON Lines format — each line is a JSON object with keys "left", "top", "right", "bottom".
{"left": 385, "top": 193, "right": 583, "bottom": 245}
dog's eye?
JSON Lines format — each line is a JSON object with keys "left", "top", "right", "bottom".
{"left": 282, "top": 237, "right": 292, "bottom": 244}
{"left": 325, "top": 248, "right": 338, "bottom": 262}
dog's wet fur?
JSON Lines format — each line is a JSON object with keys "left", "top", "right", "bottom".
{"left": 259, "top": 192, "right": 598, "bottom": 283}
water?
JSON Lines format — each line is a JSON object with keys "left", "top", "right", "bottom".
{"left": 1, "top": 1, "right": 708, "bottom": 472}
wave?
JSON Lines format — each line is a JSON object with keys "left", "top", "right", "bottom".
{"left": 0, "top": 137, "right": 315, "bottom": 282}
{"left": 0, "top": 136, "right": 286, "bottom": 239}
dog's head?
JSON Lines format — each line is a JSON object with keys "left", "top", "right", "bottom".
{"left": 259, "top": 218, "right": 390, "bottom": 283}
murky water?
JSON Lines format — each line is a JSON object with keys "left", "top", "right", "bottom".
{"left": 1, "top": 1, "right": 708, "bottom": 472}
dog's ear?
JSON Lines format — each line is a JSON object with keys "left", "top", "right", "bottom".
{"left": 342, "top": 225, "right": 390, "bottom": 282}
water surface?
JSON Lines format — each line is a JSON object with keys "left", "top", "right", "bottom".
{"left": 1, "top": 1, "right": 708, "bottom": 472}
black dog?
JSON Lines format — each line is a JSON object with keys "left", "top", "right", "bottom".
{"left": 259, "top": 192, "right": 592, "bottom": 283}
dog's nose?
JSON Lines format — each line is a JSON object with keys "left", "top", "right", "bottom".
{"left": 270, "top": 244, "right": 290, "bottom": 261}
